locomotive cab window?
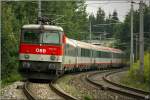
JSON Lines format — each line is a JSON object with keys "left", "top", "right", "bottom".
{"left": 42, "top": 31, "right": 60, "bottom": 44}
{"left": 22, "top": 31, "right": 40, "bottom": 43}
{"left": 21, "top": 30, "right": 61, "bottom": 44}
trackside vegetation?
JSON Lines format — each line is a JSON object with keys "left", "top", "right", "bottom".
{"left": 121, "top": 52, "right": 150, "bottom": 91}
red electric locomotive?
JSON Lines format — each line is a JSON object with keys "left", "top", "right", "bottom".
{"left": 19, "top": 24, "right": 66, "bottom": 79}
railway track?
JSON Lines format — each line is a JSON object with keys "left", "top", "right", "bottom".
{"left": 54, "top": 69, "right": 136, "bottom": 99}
{"left": 78, "top": 70, "right": 118, "bottom": 99}
{"left": 86, "top": 69, "right": 150, "bottom": 100}
{"left": 23, "top": 81, "right": 77, "bottom": 100}
{"left": 50, "top": 81, "right": 77, "bottom": 100}
{"left": 23, "top": 82, "right": 37, "bottom": 100}
{"left": 22, "top": 68, "right": 149, "bottom": 100}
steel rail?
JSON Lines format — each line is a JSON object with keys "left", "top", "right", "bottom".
{"left": 23, "top": 81, "right": 77, "bottom": 100}
{"left": 23, "top": 82, "right": 37, "bottom": 100}
{"left": 86, "top": 69, "right": 150, "bottom": 100}
{"left": 50, "top": 81, "right": 77, "bottom": 100}
{"left": 103, "top": 70, "right": 150, "bottom": 99}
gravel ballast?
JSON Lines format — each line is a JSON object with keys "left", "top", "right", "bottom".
{"left": 1, "top": 81, "right": 27, "bottom": 100}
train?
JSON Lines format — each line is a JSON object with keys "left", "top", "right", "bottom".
{"left": 19, "top": 24, "right": 124, "bottom": 80}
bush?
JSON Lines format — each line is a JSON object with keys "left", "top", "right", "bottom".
{"left": 144, "top": 52, "right": 150, "bottom": 83}
{"left": 84, "top": 95, "right": 92, "bottom": 100}
{"left": 1, "top": 71, "right": 22, "bottom": 87}
{"left": 127, "top": 52, "right": 150, "bottom": 91}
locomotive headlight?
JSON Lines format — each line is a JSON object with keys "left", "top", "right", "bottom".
{"left": 50, "top": 55, "right": 56, "bottom": 60}
{"left": 23, "top": 62, "right": 30, "bottom": 68}
{"left": 48, "top": 64, "right": 56, "bottom": 69}
{"left": 24, "top": 54, "right": 29, "bottom": 59}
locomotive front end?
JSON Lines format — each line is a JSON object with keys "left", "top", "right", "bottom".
{"left": 19, "top": 25, "right": 64, "bottom": 79}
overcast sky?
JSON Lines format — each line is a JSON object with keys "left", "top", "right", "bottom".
{"left": 86, "top": 0, "right": 150, "bottom": 22}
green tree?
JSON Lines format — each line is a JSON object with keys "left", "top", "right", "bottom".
{"left": 1, "top": 2, "right": 18, "bottom": 80}
{"left": 113, "top": 4, "right": 150, "bottom": 57}
{"left": 89, "top": 7, "right": 106, "bottom": 38}
{"left": 1, "top": 1, "right": 88, "bottom": 84}
{"left": 95, "top": 8, "right": 105, "bottom": 33}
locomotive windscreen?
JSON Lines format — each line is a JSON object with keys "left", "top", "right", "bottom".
{"left": 21, "top": 30, "right": 60, "bottom": 44}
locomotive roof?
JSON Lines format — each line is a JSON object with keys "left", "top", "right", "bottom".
{"left": 22, "top": 24, "right": 63, "bottom": 31}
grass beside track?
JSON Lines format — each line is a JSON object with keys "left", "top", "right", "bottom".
{"left": 120, "top": 72, "right": 150, "bottom": 92}
{"left": 120, "top": 52, "right": 150, "bottom": 92}
{"left": 1, "top": 72, "right": 22, "bottom": 88}
{"left": 56, "top": 74, "right": 92, "bottom": 100}
{"left": 56, "top": 75, "right": 80, "bottom": 98}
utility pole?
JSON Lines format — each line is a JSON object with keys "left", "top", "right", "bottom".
{"left": 135, "top": 33, "right": 138, "bottom": 61}
{"left": 130, "top": 0, "right": 134, "bottom": 67}
{"left": 89, "top": 20, "right": 92, "bottom": 43}
{"left": 38, "top": 0, "right": 41, "bottom": 24}
{"left": 89, "top": 20, "right": 92, "bottom": 66}
{"left": 139, "top": 0, "right": 144, "bottom": 80}
{"left": 99, "top": 34, "right": 101, "bottom": 41}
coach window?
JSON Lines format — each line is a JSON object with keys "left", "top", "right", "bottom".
{"left": 101, "top": 51, "right": 103, "bottom": 58}
{"left": 106, "top": 52, "right": 111, "bottom": 58}
{"left": 92, "top": 50, "right": 95, "bottom": 57}
{"left": 91, "top": 50, "right": 94, "bottom": 57}
{"left": 81, "top": 48, "right": 84, "bottom": 57}
{"left": 116, "top": 53, "right": 119, "bottom": 58}
{"left": 85, "top": 49, "right": 86, "bottom": 57}
{"left": 86, "top": 49, "right": 89, "bottom": 57}
{"left": 113, "top": 53, "right": 116, "bottom": 58}
{"left": 85, "top": 49, "right": 87, "bottom": 57}
{"left": 98, "top": 51, "right": 101, "bottom": 57}
{"left": 83, "top": 49, "right": 85, "bottom": 57}
{"left": 119, "top": 54, "right": 121, "bottom": 58}
{"left": 88, "top": 49, "right": 91, "bottom": 57}
{"left": 114, "top": 53, "right": 119, "bottom": 58}
{"left": 75, "top": 48, "right": 77, "bottom": 56}
{"left": 101, "top": 51, "right": 109, "bottom": 58}
{"left": 94, "top": 50, "right": 96, "bottom": 57}
{"left": 84, "top": 49, "right": 86, "bottom": 57}
{"left": 117, "top": 53, "right": 120, "bottom": 58}
{"left": 81, "top": 48, "right": 83, "bottom": 57}
{"left": 96, "top": 51, "right": 98, "bottom": 57}
{"left": 116, "top": 53, "right": 118, "bottom": 58}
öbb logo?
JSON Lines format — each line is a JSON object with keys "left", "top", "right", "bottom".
{"left": 35, "top": 48, "right": 46, "bottom": 53}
